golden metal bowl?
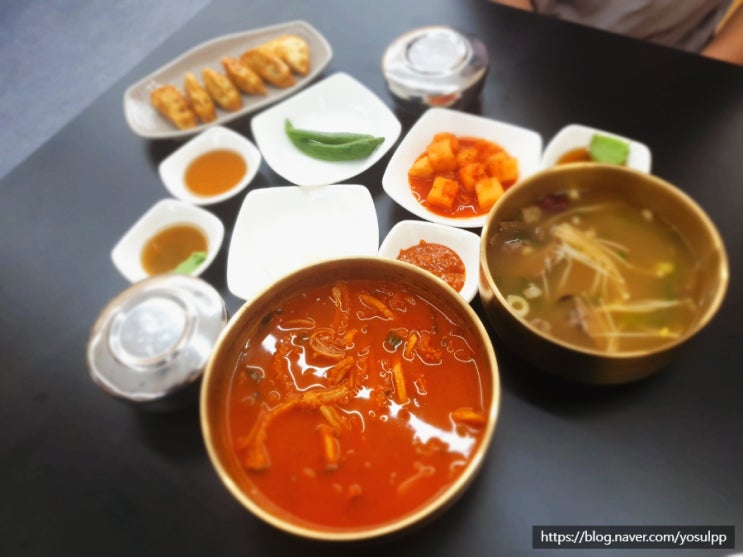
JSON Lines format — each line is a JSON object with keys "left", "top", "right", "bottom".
{"left": 479, "top": 164, "right": 729, "bottom": 384}
{"left": 201, "top": 257, "right": 500, "bottom": 541}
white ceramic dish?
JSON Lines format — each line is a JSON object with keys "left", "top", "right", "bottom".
{"left": 124, "top": 20, "right": 333, "bottom": 139}
{"left": 540, "top": 123, "right": 652, "bottom": 172}
{"left": 378, "top": 220, "right": 481, "bottom": 302}
{"left": 226, "top": 184, "right": 379, "bottom": 301}
{"left": 158, "top": 126, "right": 261, "bottom": 205}
{"left": 382, "top": 107, "right": 543, "bottom": 228}
{"left": 111, "top": 199, "right": 224, "bottom": 282}
{"left": 250, "top": 72, "right": 402, "bottom": 186}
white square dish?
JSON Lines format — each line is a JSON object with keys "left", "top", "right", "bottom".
{"left": 226, "top": 184, "right": 379, "bottom": 301}
{"left": 378, "top": 220, "right": 481, "bottom": 302}
{"left": 540, "top": 123, "right": 652, "bottom": 172}
{"left": 250, "top": 72, "right": 401, "bottom": 186}
{"left": 111, "top": 199, "right": 225, "bottom": 282}
{"left": 158, "top": 126, "right": 261, "bottom": 205}
{"left": 382, "top": 107, "right": 543, "bottom": 228}
{"left": 123, "top": 20, "right": 333, "bottom": 140}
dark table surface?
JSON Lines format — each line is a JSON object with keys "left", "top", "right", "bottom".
{"left": 1, "top": 1, "right": 741, "bottom": 555}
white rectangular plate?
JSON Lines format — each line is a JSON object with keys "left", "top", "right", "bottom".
{"left": 227, "top": 184, "right": 379, "bottom": 301}
{"left": 123, "top": 20, "right": 333, "bottom": 140}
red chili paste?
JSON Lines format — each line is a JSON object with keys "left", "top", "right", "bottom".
{"left": 397, "top": 240, "right": 466, "bottom": 292}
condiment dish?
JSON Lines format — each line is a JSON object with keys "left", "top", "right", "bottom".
{"left": 540, "top": 123, "right": 651, "bottom": 171}
{"left": 158, "top": 125, "right": 261, "bottom": 205}
{"left": 226, "top": 184, "right": 379, "bottom": 301}
{"left": 479, "top": 164, "right": 728, "bottom": 384}
{"left": 111, "top": 198, "right": 224, "bottom": 282}
{"left": 382, "top": 107, "right": 542, "bottom": 228}
{"left": 251, "top": 72, "right": 402, "bottom": 186}
{"left": 378, "top": 219, "right": 480, "bottom": 302}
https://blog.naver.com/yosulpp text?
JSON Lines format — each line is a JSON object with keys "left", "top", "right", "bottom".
{"left": 532, "top": 525, "right": 735, "bottom": 550}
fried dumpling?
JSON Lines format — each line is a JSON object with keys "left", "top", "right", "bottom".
{"left": 183, "top": 72, "right": 217, "bottom": 123}
{"left": 202, "top": 68, "right": 242, "bottom": 111}
{"left": 240, "top": 48, "right": 295, "bottom": 88}
{"left": 260, "top": 34, "right": 310, "bottom": 76}
{"left": 150, "top": 85, "right": 197, "bottom": 129}
{"left": 220, "top": 57, "right": 266, "bottom": 95}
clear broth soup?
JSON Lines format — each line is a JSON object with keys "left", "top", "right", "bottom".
{"left": 486, "top": 189, "right": 704, "bottom": 352}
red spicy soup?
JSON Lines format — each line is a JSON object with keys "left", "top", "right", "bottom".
{"left": 226, "top": 278, "right": 493, "bottom": 531}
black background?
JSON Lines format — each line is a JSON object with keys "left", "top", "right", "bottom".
{"left": 1, "top": 1, "right": 741, "bottom": 555}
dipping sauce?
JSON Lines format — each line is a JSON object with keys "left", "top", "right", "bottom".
{"left": 141, "top": 223, "right": 208, "bottom": 275}
{"left": 225, "top": 277, "right": 493, "bottom": 530}
{"left": 397, "top": 240, "right": 466, "bottom": 292}
{"left": 556, "top": 147, "right": 591, "bottom": 165}
{"left": 184, "top": 149, "right": 247, "bottom": 197}
{"left": 408, "top": 133, "right": 519, "bottom": 218}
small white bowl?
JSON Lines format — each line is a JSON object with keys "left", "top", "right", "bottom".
{"left": 111, "top": 198, "right": 224, "bottom": 282}
{"left": 540, "top": 123, "right": 652, "bottom": 172}
{"left": 158, "top": 125, "right": 261, "bottom": 205}
{"left": 378, "top": 220, "right": 480, "bottom": 302}
{"left": 251, "top": 72, "right": 402, "bottom": 187}
{"left": 226, "top": 184, "right": 379, "bottom": 301}
{"left": 382, "top": 107, "right": 543, "bottom": 228}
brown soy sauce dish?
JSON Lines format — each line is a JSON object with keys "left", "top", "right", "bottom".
{"left": 201, "top": 257, "right": 500, "bottom": 541}
{"left": 479, "top": 163, "right": 728, "bottom": 385}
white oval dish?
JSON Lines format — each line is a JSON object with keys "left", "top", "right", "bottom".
{"left": 378, "top": 220, "right": 481, "bottom": 302}
{"left": 158, "top": 126, "right": 261, "bottom": 205}
{"left": 382, "top": 107, "right": 543, "bottom": 228}
{"left": 111, "top": 198, "right": 224, "bottom": 282}
{"left": 226, "top": 184, "right": 379, "bottom": 301}
{"left": 123, "top": 20, "right": 333, "bottom": 140}
{"left": 540, "top": 123, "right": 652, "bottom": 172}
{"left": 251, "top": 72, "right": 402, "bottom": 187}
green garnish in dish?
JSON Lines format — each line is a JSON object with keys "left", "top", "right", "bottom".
{"left": 172, "top": 251, "right": 207, "bottom": 275}
{"left": 284, "top": 119, "right": 385, "bottom": 161}
{"left": 589, "top": 134, "right": 630, "bottom": 165}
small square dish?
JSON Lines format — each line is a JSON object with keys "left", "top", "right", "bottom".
{"left": 378, "top": 220, "right": 481, "bottom": 302}
{"left": 227, "top": 184, "right": 379, "bottom": 301}
{"left": 540, "top": 123, "right": 652, "bottom": 172}
{"left": 111, "top": 199, "right": 224, "bottom": 282}
{"left": 382, "top": 107, "right": 542, "bottom": 228}
{"left": 124, "top": 20, "right": 333, "bottom": 140}
{"left": 158, "top": 126, "right": 261, "bottom": 205}
{"left": 250, "top": 72, "right": 401, "bottom": 186}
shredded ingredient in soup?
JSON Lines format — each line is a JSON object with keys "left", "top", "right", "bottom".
{"left": 226, "top": 278, "right": 492, "bottom": 530}
{"left": 486, "top": 189, "right": 703, "bottom": 352}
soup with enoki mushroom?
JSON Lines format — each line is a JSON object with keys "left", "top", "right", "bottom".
{"left": 486, "top": 189, "right": 703, "bottom": 353}
{"left": 226, "top": 278, "right": 492, "bottom": 530}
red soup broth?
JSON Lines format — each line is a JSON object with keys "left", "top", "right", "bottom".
{"left": 225, "top": 278, "right": 494, "bottom": 531}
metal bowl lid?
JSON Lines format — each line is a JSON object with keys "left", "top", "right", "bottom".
{"left": 87, "top": 274, "right": 227, "bottom": 404}
{"left": 382, "top": 25, "right": 489, "bottom": 109}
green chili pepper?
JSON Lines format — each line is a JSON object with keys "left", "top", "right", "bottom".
{"left": 285, "top": 119, "right": 376, "bottom": 144}
{"left": 284, "top": 119, "right": 385, "bottom": 161}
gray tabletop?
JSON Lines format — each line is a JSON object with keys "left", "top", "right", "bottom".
{"left": 1, "top": 1, "right": 741, "bottom": 555}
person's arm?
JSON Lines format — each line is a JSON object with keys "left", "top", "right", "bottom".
{"left": 701, "top": 5, "right": 743, "bottom": 65}
{"left": 490, "top": 0, "right": 534, "bottom": 11}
